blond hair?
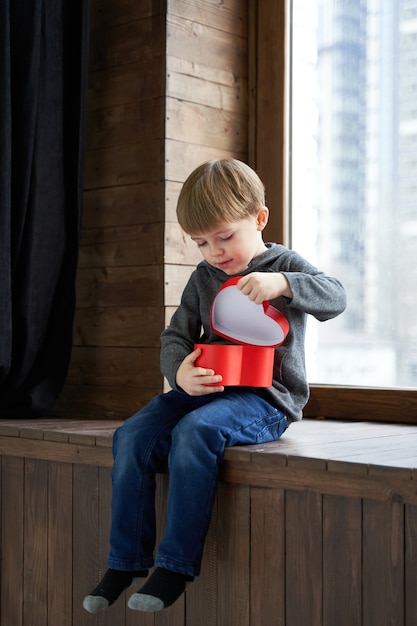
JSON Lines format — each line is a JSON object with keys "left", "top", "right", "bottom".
{"left": 176, "top": 159, "right": 266, "bottom": 234}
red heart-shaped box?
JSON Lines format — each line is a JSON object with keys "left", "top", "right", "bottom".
{"left": 195, "top": 276, "right": 289, "bottom": 387}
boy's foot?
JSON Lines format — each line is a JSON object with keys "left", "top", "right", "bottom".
{"left": 128, "top": 567, "right": 194, "bottom": 612}
{"left": 82, "top": 568, "right": 148, "bottom": 613}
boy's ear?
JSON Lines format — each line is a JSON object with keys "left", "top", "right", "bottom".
{"left": 256, "top": 206, "right": 269, "bottom": 231}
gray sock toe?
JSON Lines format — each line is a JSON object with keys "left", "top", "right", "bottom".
{"left": 82, "top": 595, "right": 110, "bottom": 613}
{"left": 128, "top": 592, "right": 165, "bottom": 612}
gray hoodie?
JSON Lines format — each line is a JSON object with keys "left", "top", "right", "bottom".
{"left": 160, "top": 243, "right": 346, "bottom": 422}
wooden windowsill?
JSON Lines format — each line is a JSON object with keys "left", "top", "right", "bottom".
{"left": 0, "top": 417, "right": 416, "bottom": 504}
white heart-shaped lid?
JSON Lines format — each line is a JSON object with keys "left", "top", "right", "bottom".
{"left": 210, "top": 277, "right": 289, "bottom": 346}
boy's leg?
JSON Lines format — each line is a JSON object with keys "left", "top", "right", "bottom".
{"left": 108, "top": 391, "right": 223, "bottom": 570}
{"left": 83, "top": 391, "right": 214, "bottom": 613}
{"left": 128, "top": 390, "right": 287, "bottom": 611}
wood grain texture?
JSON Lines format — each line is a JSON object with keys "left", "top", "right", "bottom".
{"left": 250, "top": 488, "right": 285, "bottom": 626}
{"left": 167, "top": 14, "right": 246, "bottom": 75}
{"left": 285, "top": 490, "right": 323, "bottom": 626}
{"left": 167, "top": 57, "right": 248, "bottom": 112}
{"left": 79, "top": 223, "right": 164, "bottom": 268}
{"left": 186, "top": 498, "right": 218, "bottom": 626}
{"left": 73, "top": 307, "right": 163, "bottom": 348}
{"left": 67, "top": 347, "right": 160, "bottom": 387}
{"left": 306, "top": 385, "right": 417, "bottom": 424}
{"left": 405, "top": 504, "right": 417, "bottom": 626}
{"left": 363, "top": 500, "right": 404, "bottom": 625}
{"left": 65, "top": 0, "right": 250, "bottom": 421}
{"left": 72, "top": 464, "right": 100, "bottom": 626}
{"left": 83, "top": 183, "right": 165, "bottom": 228}
{"left": 169, "top": 0, "right": 247, "bottom": 35}
{"left": 89, "top": 0, "right": 164, "bottom": 30}
{"left": 1, "top": 417, "right": 417, "bottom": 624}
{"left": 76, "top": 266, "right": 164, "bottom": 308}
{"left": 322, "top": 495, "right": 362, "bottom": 626}
{"left": 76, "top": 116, "right": 166, "bottom": 439}
{"left": 51, "top": 384, "right": 159, "bottom": 420}
{"left": 48, "top": 462, "right": 73, "bottom": 626}
{"left": 217, "top": 483, "right": 250, "bottom": 626}
{"left": 87, "top": 61, "right": 165, "bottom": 112}
{"left": 88, "top": 16, "right": 166, "bottom": 72}
{"left": 154, "top": 475, "right": 185, "bottom": 626}
{"left": 24, "top": 459, "right": 49, "bottom": 626}
{"left": 249, "top": 0, "right": 287, "bottom": 245}
{"left": 1, "top": 456, "right": 24, "bottom": 626}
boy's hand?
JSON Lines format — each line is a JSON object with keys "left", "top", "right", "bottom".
{"left": 237, "top": 272, "right": 293, "bottom": 304}
{"left": 176, "top": 348, "right": 224, "bottom": 396}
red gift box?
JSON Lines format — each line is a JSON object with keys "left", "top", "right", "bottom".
{"left": 195, "top": 276, "right": 289, "bottom": 387}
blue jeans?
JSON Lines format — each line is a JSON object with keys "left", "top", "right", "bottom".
{"left": 108, "top": 389, "right": 288, "bottom": 577}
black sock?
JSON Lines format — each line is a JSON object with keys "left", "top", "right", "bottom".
{"left": 83, "top": 568, "right": 148, "bottom": 613}
{"left": 128, "top": 567, "right": 194, "bottom": 612}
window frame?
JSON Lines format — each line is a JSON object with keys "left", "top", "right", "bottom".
{"left": 249, "top": 0, "right": 417, "bottom": 424}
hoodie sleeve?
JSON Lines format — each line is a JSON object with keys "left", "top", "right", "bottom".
{"left": 277, "top": 250, "right": 346, "bottom": 321}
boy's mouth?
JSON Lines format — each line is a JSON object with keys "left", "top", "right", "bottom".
{"left": 217, "top": 259, "right": 232, "bottom": 269}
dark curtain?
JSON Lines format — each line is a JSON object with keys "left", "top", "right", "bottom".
{"left": 0, "top": 0, "right": 90, "bottom": 417}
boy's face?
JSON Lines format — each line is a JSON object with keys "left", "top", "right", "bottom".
{"left": 190, "top": 208, "right": 268, "bottom": 275}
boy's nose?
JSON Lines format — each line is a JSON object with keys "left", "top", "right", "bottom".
{"left": 210, "top": 243, "right": 223, "bottom": 257}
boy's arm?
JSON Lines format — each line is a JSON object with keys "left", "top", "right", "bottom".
{"left": 160, "top": 273, "right": 224, "bottom": 395}
{"left": 241, "top": 249, "right": 346, "bottom": 321}
{"left": 281, "top": 268, "right": 346, "bottom": 321}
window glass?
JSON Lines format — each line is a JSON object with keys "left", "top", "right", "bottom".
{"left": 290, "top": 0, "right": 417, "bottom": 388}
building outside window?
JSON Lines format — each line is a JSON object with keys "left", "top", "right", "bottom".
{"left": 290, "top": 0, "right": 417, "bottom": 389}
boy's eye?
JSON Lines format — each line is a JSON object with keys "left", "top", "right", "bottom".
{"left": 194, "top": 233, "right": 233, "bottom": 247}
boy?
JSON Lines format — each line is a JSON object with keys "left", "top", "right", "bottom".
{"left": 83, "top": 158, "right": 346, "bottom": 613}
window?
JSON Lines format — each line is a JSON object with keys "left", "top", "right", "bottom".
{"left": 291, "top": 0, "right": 417, "bottom": 389}
{"left": 251, "top": 0, "right": 417, "bottom": 422}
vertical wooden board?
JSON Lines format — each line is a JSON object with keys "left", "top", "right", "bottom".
{"left": 285, "top": 490, "right": 323, "bottom": 626}
{"left": 1, "top": 456, "right": 24, "bottom": 626}
{"left": 186, "top": 495, "right": 218, "bottom": 626}
{"left": 154, "top": 474, "right": 184, "bottom": 626}
{"left": 322, "top": 495, "right": 362, "bottom": 626}
{"left": 153, "top": 590, "right": 185, "bottom": 625}
{"left": 217, "top": 482, "right": 250, "bottom": 626}
{"left": 253, "top": 0, "right": 287, "bottom": 245}
{"left": 405, "top": 504, "right": 417, "bottom": 626}
{"left": 72, "top": 464, "right": 100, "bottom": 626}
{"left": 24, "top": 458, "right": 48, "bottom": 626}
{"left": 363, "top": 499, "right": 404, "bottom": 626}
{"left": 98, "top": 466, "right": 127, "bottom": 625}
{"left": 250, "top": 487, "right": 285, "bottom": 626}
{"left": 48, "top": 462, "right": 73, "bottom": 626}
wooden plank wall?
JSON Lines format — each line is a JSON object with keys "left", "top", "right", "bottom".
{"left": 52, "top": 0, "right": 249, "bottom": 418}
{"left": 54, "top": 0, "right": 167, "bottom": 418}
{"left": 164, "top": 0, "right": 249, "bottom": 321}
{"left": 2, "top": 443, "right": 417, "bottom": 626}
